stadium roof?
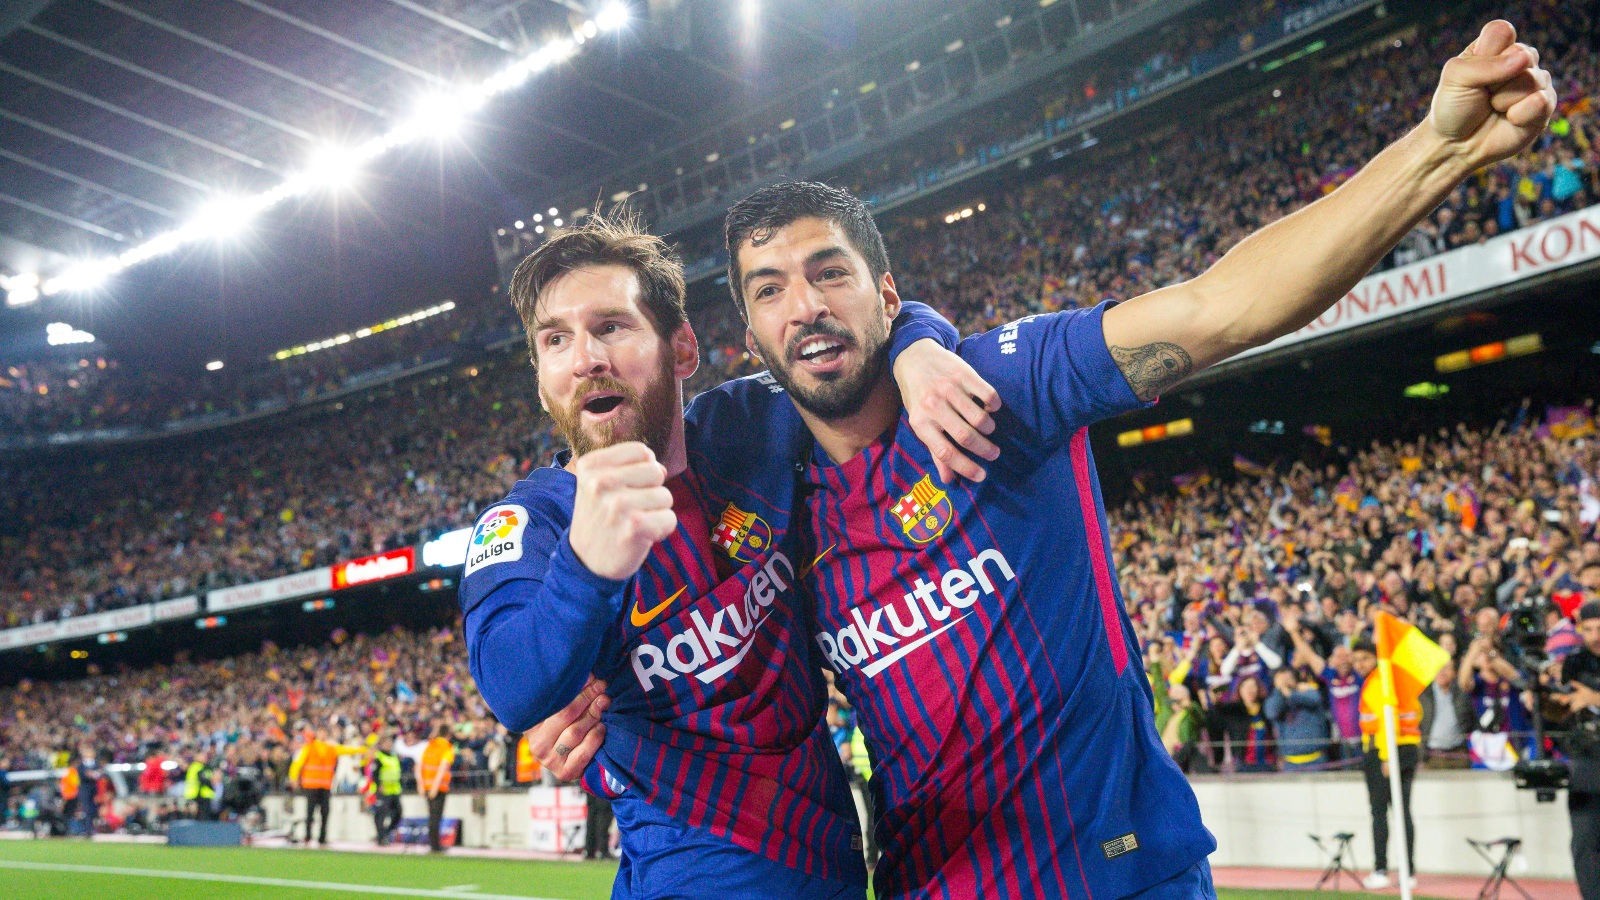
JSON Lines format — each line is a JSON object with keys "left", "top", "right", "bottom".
{"left": 0, "top": 0, "right": 1025, "bottom": 368}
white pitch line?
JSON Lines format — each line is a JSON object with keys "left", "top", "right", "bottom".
{"left": 441, "top": 885, "right": 482, "bottom": 892}
{"left": 0, "top": 860, "right": 563, "bottom": 900}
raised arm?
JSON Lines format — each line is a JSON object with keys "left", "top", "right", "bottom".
{"left": 1101, "top": 21, "right": 1555, "bottom": 400}
{"left": 464, "top": 445, "right": 671, "bottom": 732}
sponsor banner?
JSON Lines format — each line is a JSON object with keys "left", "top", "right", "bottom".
{"left": 1234, "top": 205, "right": 1600, "bottom": 363}
{"left": 207, "top": 567, "right": 333, "bottom": 613}
{"left": 57, "top": 605, "right": 153, "bottom": 640}
{"left": 422, "top": 527, "right": 473, "bottom": 568}
{"left": 0, "top": 621, "right": 65, "bottom": 652}
{"left": 1281, "top": 0, "right": 1368, "bottom": 35}
{"left": 0, "top": 599, "right": 194, "bottom": 651}
{"left": 333, "top": 547, "right": 415, "bottom": 589}
{"left": 152, "top": 595, "right": 200, "bottom": 622}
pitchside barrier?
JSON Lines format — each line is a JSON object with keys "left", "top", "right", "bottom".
{"left": 251, "top": 771, "right": 1574, "bottom": 878}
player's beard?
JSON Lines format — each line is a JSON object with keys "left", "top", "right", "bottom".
{"left": 754, "top": 314, "right": 890, "bottom": 421}
{"left": 542, "top": 354, "right": 677, "bottom": 461}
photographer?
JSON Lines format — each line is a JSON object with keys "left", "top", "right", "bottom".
{"left": 1556, "top": 601, "right": 1600, "bottom": 900}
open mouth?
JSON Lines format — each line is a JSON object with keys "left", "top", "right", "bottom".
{"left": 794, "top": 336, "right": 847, "bottom": 365}
{"left": 582, "top": 394, "right": 625, "bottom": 415}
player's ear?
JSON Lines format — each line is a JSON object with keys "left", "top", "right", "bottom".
{"left": 671, "top": 323, "right": 699, "bottom": 380}
{"left": 879, "top": 271, "right": 901, "bottom": 324}
{"left": 744, "top": 329, "right": 763, "bottom": 364}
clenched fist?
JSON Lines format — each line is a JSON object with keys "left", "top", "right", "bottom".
{"left": 1429, "top": 20, "right": 1556, "bottom": 168}
{"left": 568, "top": 442, "right": 676, "bottom": 581}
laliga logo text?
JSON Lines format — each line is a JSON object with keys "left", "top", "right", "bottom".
{"left": 630, "top": 551, "right": 795, "bottom": 691}
{"left": 817, "top": 549, "right": 1016, "bottom": 679}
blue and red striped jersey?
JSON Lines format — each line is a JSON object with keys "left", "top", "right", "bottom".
{"left": 460, "top": 302, "right": 958, "bottom": 888}
{"left": 800, "top": 302, "right": 1216, "bottom": 899}
{"left": 462, "top": 377, "right": 863, "bottom": 886}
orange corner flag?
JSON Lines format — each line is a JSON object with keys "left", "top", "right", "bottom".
{"left": 1374, "top": 611, "right": 1450, "bottom": 706}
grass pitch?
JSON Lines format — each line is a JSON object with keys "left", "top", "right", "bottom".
{"left": 0, "top": 838, "right": 1431, "bottom": 899}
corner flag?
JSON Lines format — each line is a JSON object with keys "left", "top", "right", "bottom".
{"left": 1369, "top": 611, "right": 1449, "bottom": 900}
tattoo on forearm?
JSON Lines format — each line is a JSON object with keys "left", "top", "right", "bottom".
{"left": 1110, "top": 342, "right": 1193, "bottom": 401}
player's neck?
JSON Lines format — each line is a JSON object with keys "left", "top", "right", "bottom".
{"left": 800, "top": 373, "right": 901, "bottom": 466}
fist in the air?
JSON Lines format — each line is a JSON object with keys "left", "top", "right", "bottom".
{"left": 568, "top": 442, "right": 676, "bottom": 581}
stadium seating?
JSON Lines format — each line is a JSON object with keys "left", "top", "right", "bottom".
{"left": 0, "top": 0, "right": 1597, "bottom": 790}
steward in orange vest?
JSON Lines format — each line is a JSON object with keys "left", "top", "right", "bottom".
{"left": 420, "top": 724, "right": 457, "bottom": 852}
{"left": 288, "top": 731, "right": 367, "bottom": 790}
{"left": 59, "top": 765, "right": 80, "bottom": 801}
{"left": 287, "top": 727, "right": 367, "bottom": 846}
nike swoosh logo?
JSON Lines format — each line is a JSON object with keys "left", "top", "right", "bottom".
{"left": 630, "top": 585, "right": 687, "bottom": 628}
{"left": 798, "top": 545, "right": 835, "bottom": 580}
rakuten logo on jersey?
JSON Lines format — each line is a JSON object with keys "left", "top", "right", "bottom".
{"left": 817, "top": 549, "right": 1016, "bottom": 679}
{"left": 630, "top": 551, "right": 795, "bottom": 692}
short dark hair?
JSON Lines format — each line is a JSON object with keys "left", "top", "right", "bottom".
{"left": 1351, "top": 639, "right": 1377, "bottom": 656}
{"left": 508, "top": 208, "right": 687, "bottom": 363}
{"left": 723, "top": 181, "right": 891, "bottom": 319}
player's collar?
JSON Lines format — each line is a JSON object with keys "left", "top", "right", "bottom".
{"left": 801, "top": 411, "right": 905, "bottom": 486}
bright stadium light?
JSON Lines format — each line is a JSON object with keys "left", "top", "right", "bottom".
{"left": 548, "top": 207, "right": 559, "bottom": 216}
{"left": 303, "top": 145, "right": 362, "bottom": 190}
{"left": 30, "top": 28, "right": 614, "bottom": 297}
{"left": 3, "top": 272, "right": 39, "bottom": 307}
{"left": 189, "top": 196, "right": 255, "bottom": 240}
{"left": 595, "top": 2, "right": 630, "bottom": 32}
{"left": 514, "top": 220, "right": 525, "bottom": 229}
{"left": 206, "top": 360, "right": 224, "bottom": 371}
{"left": 46, "top": 322, "right": 95, "bottom": 345}
{"left": 401, "top": 91, "right": 472, "bottom": 141}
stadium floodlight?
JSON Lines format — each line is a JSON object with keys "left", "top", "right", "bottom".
{"left": 535, "top": 225, "right": 545, "bottom": 234}
{"left": 26, "top": 26, "right": 618, "bottom": 297}
{"left": 995, "top": 15, "right": 1012, "bottom": 28}
{"left": 400, "top": 91, "right": 473, "bottom": 142}
{"left": 549, "top": 207, "right": 559, "bottom": 216}
{"left": 514, "top": 220, "right": 525, "bottom": 229}
{"left": 595, "top": 2, "right": 630, "bottom": 32}
{"left": 302, "top": 144, "right": 363, "bottom": 190}
{"left": 46, "top": 322, "right": 95, "bottom": 345}
{"left": 3, "top": 272, "right": 39, "bottom": 307}
{"left": 533, "top": 213, "right": 543, "bottom": 222}
{"left": 189, "top": 196, "right": 255, "bottom": 240}
{"left": 205, "top": 360, "right": 224, "bottom": 371}
{"left": 44, "top": 260, "right": 116, "bottom": 296}
{"left": 552, "top": 218, "right": 563, "bottom": 227}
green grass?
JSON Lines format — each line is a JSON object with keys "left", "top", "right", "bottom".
{"left": 0, "top": 839, "right": 1425, "bottom": 899}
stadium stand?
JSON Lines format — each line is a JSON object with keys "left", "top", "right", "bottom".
{"left": 0, "top": 0, "right": 1598, "bottom": 858}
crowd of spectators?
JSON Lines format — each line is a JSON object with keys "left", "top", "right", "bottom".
{"left": 1120, "top": 400, "right": 1600, "bottom": 772}
{"left": 0, "top": 624, "right": 531, "bottom": 833}
{"left": 0, "top": 0, "right": 1597, "bottom": 792}
{"left": 0, "top": 352, "right": 556, "bottom": 626}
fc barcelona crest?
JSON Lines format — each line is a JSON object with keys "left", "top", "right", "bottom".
{"left": 892, "top": 475, "right": 953, "bottom": 544}
{"left": 712, "top": 503, "right": 771, "bottom": 562}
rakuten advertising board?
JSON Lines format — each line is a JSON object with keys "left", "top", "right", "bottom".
{"left": 333, "top": 548, "right": 415, "bottom": 588}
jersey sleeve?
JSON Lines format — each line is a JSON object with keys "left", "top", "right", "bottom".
{"left": 889, "top": 299, "right": 960, "bottom": 356}
{"left": 459, "top": 487, "right": 628, "bottom": 733}
{"left": 959, "top": 299, "right": 1152, "bottom": 450}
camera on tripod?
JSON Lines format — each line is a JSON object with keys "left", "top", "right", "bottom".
{"left": 1501, "top": 597, "right": 1572, "bottom": 801}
